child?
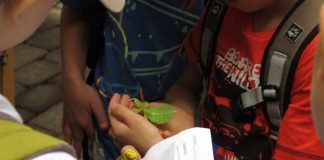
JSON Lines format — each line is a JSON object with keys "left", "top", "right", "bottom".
{"left": 0, "top": 0, "right": 76, "bottom": 159}
{"left": 0, "top": 0, "right": 54, "bottom": 50}
{"left": 109, "top": 0, "right": 324, "bottom": 159}
{"left": 60, "top": 0, "right": 204, "bottom": 159}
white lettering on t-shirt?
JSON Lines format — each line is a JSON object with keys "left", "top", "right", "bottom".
{"left": 215, "top": 47, "right": 261, "bottom": 90}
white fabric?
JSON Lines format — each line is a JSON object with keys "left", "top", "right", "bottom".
{"left": 100, "top": 0, "right": 125, "bottom": 13}
{"left": 144, "top": 128, "right": 214, "bottom": 160}
{"left": 0, "top": 95, "right": 76, "bottom": 160}
{"left": 31, "top": 152, "right": 76, "bottom": 160}
{"left": 0, "top": 94, "right": 23, "bottom": 123}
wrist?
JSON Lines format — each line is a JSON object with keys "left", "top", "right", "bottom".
{"left": 143, "top": 136, "right": 163, "bottom": 156}
{"left": 62, "top": 73, "right": 86, "bottom": 87}
{"left": 62, "top": 70, "right": 85, "bottom": 80}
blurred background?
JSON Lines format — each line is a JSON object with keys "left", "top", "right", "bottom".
{"left": 14, "top": 2, "right": 64, "bottom": 139}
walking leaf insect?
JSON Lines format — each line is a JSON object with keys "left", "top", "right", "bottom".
{"left": 130, "top": 98, "right": 176, "bottom": 125}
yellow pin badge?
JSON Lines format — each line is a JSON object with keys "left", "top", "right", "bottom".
{"left": 116, "top": 145, "right": 142, "bottom": 160}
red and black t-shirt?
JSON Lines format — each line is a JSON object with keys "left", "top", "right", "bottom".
{"left": 182, "top": 7, "right": 324, "bottom": 160}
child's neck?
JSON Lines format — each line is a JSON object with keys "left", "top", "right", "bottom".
{"left": 252, "top": 0, "right": 298, "bottom": 32}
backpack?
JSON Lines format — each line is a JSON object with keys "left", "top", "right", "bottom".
{"left": 197, "top": 0, "right": 322, "bottom": 140}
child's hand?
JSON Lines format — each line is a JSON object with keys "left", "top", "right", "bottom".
{"left": 311, "top": 5, "right": 324, "bottom": 143}
{"left": 63, "top": 78, "right": 108, "bottom": 157}
{"left": 108, "top": 94, "right": 164, "bottom": 155}
{"left": 149, "top": 102, "right": 194, "bottom": 137}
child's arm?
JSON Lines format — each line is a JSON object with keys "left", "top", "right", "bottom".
{"left": 311, "top": 5, "right": 324, "bottom": 143}
{"left": 158, "top": 62, "right": 202, "bottom": 134}
{"left": 60, "top": 5, "right": 108, "bottom": 157}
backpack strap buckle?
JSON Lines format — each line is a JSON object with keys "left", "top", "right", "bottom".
{"left": 238, "top": 86, "right": 264, "bottom": 110}
{"left": 263, "top": 85, "right": 280, "bottom": 101}
{"left": 238, "top": 85, "right": 280, "bottom": 111}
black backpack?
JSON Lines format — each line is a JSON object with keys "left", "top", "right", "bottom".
{"left": 197, "top": 0, "right": 322, "bottom": 140}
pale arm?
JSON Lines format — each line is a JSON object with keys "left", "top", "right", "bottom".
{"left": 311, "top": 5, "right": 324, "bottom": 143}
{"left": 159, "top": 62, "right": 202, "bottom": 134}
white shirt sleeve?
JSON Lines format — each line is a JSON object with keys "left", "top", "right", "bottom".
{"left": 0, "top": 94, "right": 23, "bottom": 123}
{"left": 31, "top": 152, "right": 76, "bottom": 160}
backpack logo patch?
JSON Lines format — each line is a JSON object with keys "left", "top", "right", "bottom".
{"left": 284, "top": 23, "right": 304, "bottom": 43}
{"left": 210, "top": 1, "right": 223, "bottom": 18}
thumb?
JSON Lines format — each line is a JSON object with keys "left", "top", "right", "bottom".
{"left": 109, "top": 102, "right": 141, "bottom": 126}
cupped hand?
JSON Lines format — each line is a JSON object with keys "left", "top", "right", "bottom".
{"left": 108, "top": 94, "right": 164, "bottom": 155}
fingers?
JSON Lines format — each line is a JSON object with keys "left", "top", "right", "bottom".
{"left": 62, "top": 108, "right": 73, "bottom": 144}
{"left": 108, "top": 93, "right": 122, "bottom": 121}
{"left": 110, "top": 93, "right": 121, "bottom": 106}
{"left": 108, "top": 103, "right": 129, "bottom": 138}
{"left": 71, "top": 127, "right": 84, "bottom": 158}
{"left": 108, "top": 94, "right": 143, "bottom": 141}
{"left": 110, "top": 102, "right": 139, "bottom": 125}
{"left": 63, "top": 120, "right": 73, "bottom": 144}
{"left": 121, "top": 94, "right": 131, "bottom": 108}
{"left": 82, "top": 118, "right": 95, "bottom": 141}
{"left": 90, "top": 88, "right": 109, "bottom": 130}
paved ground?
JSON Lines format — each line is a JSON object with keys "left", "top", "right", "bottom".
{"left": 15, "top": 2, "right": 64, "bottom": 139}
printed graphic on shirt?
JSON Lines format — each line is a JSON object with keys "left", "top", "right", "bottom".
{"left": 95, "top": 0, "right": 203, "bottom": 102}
{"left": 93, "top": 2, "right": 203, "bottom": 159}
{"left": 201, "top": 46, "right": 272, "bottom": 160}
{"left": 215, "top": 47, "right": 261, "bottom": 91}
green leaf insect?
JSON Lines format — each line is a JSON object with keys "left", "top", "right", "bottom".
{"left": 130, "top": 98, "right": 176, "bottom": 125}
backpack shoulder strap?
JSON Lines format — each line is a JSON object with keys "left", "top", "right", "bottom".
{"left": 196, "top": 0, "right": 227, "bottom": 126}
{"left": 263, "top": 0, "right": 321, "bottom": 139}
{"left": 239, "top": 0, "right": 322, "bottom": 140}
{"left": 200, "top": 0, "right": 227, "bottom": 76}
